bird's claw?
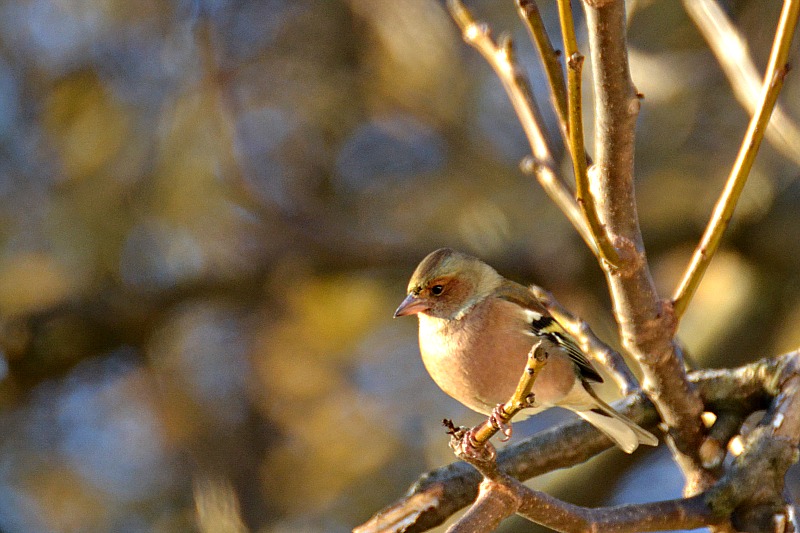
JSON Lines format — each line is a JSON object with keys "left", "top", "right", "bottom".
{"left": 490, "top": 405, "right": 513, "bottom": 442}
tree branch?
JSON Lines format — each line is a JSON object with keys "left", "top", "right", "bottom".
{"left": 721, "top": 355, "right": 800, "bottom": 531}
{"left": 355, "top": 353, "right": 797, "bottom": 533}
{"left": 581, "top": 0, "right": 711, "bottom": 492}
{"left": 447, "top": 0, "right": 552, "bottom": 164}
{"left": 520, "top": 158, "right": 599, "bottom": 256}
{"left": 446, "top": 478, "right": 518, "bottom": 533}
{"left": 701, "top": 410, "right": 746, "bottom": 470}
{"left": 515, "top": 485, "right": 714, "bottom": 533}
{"left": 672, "top": 0, "right": 800, "bottom": 320}
{"left": 557, "top": 0, "right": 622, "bottom": 266}
{"left": 448, "top": 341, "right": 548, "bottom": 459}
{"left": 360, "top": 3, "right": 800, "bottom": 532}
{"left": 355, "top": 393, "right": 657, "bottom": 533}
{"left": 450, "top": 458, "right": 717, "bottom": 533}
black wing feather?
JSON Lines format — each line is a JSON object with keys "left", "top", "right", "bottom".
{"left": 542, "top": 327, "right": 603, "bottom": 383}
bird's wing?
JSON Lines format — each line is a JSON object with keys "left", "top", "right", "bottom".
{"left": 496, "top": 280, "right": 603, "bottom": 383}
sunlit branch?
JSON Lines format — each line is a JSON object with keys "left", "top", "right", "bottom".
{"left": 448, "top": 342, "right": 548, "bottom": 460}
{"left": 447, "top": 0, "right": 551, "bottom": 163}
{"left": 582, "top": 0, "right": 711, "bottom": 491}
{"left": 672, "top": 0, "right": 800, "bottom": 319}
{"left": 516, "top": 0, "right": 570, "bottom": 144}
{"left": 520, "top": 157, "right": 599, "bottom": 256}
{"left": 557, "top": 0, "right": 622, "bottom": 267}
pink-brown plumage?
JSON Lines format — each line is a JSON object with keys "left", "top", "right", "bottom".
{"left": 417, "top": 296, "right": 578, "bottom": 415}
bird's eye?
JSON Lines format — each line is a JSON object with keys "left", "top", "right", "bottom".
{"left": 430, "top": 285, "right": 444, "bottom": 296}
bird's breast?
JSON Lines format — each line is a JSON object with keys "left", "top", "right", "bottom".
{"left": 417, "top": 298, "right": 564, "bottom": 415}
{"left": 418, "top": 299, "right": 582, "bottom": 414}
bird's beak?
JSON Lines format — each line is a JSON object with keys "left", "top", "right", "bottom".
{"left": 394, "top": 293, "right": 428, "bottom": 317}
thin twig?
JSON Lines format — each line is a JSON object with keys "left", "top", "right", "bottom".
{"left": 516, "top": 0, "right": 570, "bottom": 143}
{"left": 529, "top": 283, "right": 638, "bottom": 395}
{"left": 672, "top": 0, "right": 800, "bottom": 319}
{"left": 684, "top": 0, "right": 800, "bottom": 167}
{"left": 447, "top": 0, "right": 598, "bottom": 258}
{"left": 447, "top": 0, "right": 552, "bottom": 163}
{"left": 557, "top": 0, "right": 622, "bottom": 267}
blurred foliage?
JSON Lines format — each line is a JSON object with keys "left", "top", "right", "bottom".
{"left": 0, "top": 0, "right": 797, "bottom": 532}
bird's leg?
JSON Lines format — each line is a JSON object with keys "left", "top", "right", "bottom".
{"left": 490, "top": 405, "right": 514, "bottom": 441}
{"left": 487, "top": 341, "right": 548, "bottom": 442}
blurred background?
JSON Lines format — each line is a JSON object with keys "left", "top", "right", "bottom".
{"left": 0, "top": 0, "right": 797, "bottom": 531}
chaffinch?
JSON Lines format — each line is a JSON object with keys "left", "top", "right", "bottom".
{"left": 394, "top": 248, "right": 657, "bottom": 453}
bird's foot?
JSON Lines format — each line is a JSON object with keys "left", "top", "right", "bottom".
{"left": 490, "top": 405, "right": 513, "bottom": 442}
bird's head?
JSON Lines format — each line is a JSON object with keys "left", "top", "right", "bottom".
{"left": 394, "top": 248, "right": 502, "bottom": 320}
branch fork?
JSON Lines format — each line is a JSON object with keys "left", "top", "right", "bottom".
{"left": 357, "top": 353, "right": 800, "bottom": 533}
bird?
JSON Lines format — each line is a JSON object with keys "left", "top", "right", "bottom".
{"left": 394, "top": 248, "right": 657, "bottom": 454}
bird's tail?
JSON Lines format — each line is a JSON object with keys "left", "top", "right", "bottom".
{"left": 576, "top": 394, "right": 658, "bottom": 454}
